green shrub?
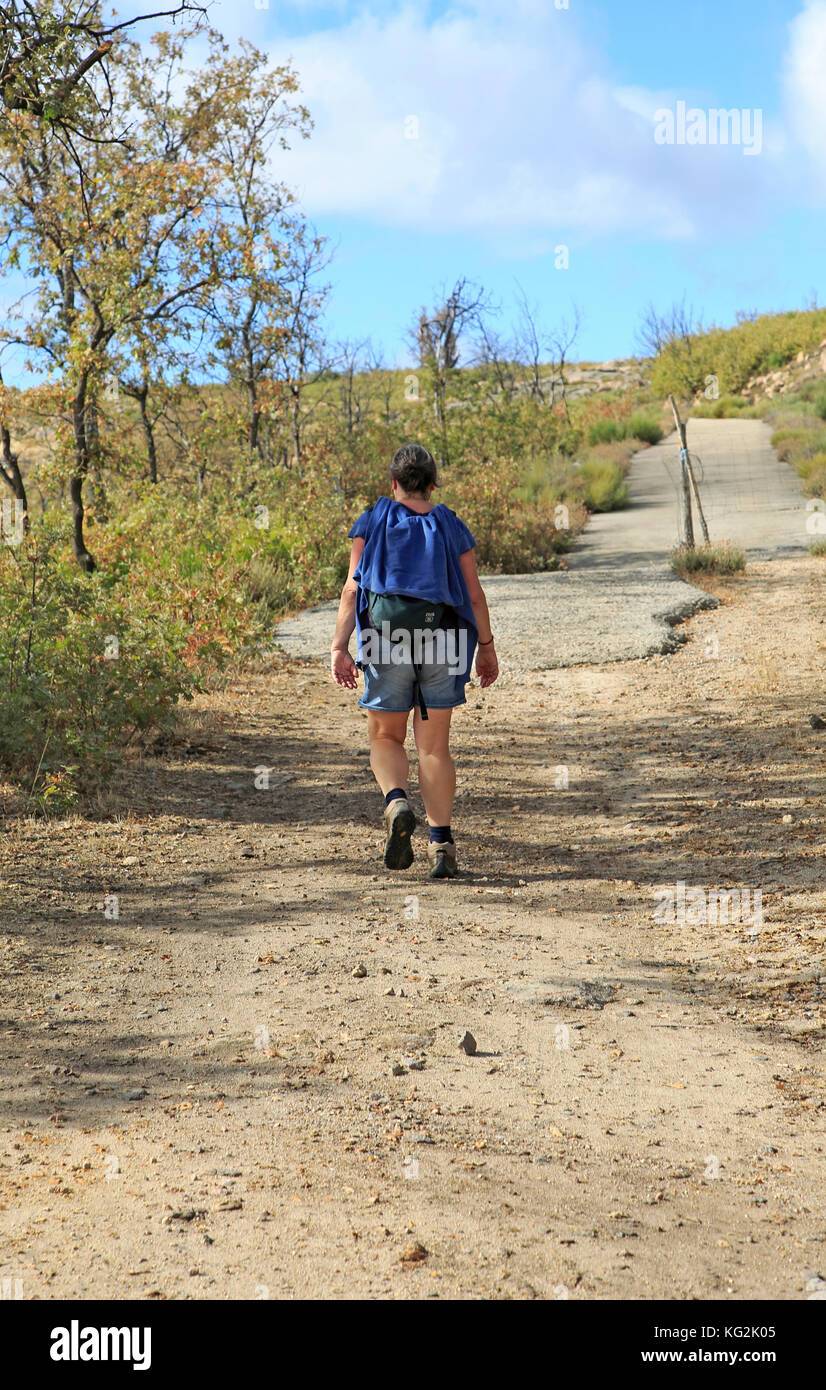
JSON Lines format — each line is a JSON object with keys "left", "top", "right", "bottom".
{"left": 771, "top": 427, "right": 810, "bottom": 442}
{"left": 628, "top": 413, "right": 663, "bottom": 443}
{"left": 581, "top": 460, "right": 629, "bottom": 512}
{"left": 513, "top": 451, "right": 587, "bottom": 509}
{"left": 796, "top": 381, "right": 819, "bottom": 402}
{"left": 793, "top": 449, "right": 826, "bottom": 480}
{"left": 691, "top": 395, "right": 752, "bottom": 419}
{"left": 771, "top": 427, "right": 814, "bottom": 461}
{"left": 588, "top": 418, "right": 627, "bottom": 445}
{"left": 801, "top": 459, "right": 826, "bottom": 497}
{"left": 447, "top": 454, "right": 586, "bottom": 571}
{"left": 0, "top": 519, "right": 205, "bottom": 803}
{"left": 670, "top": 542, "right": 746, "bottom": 576}
{"left": 812, "top": 386, "right": 826, "bottom": 420}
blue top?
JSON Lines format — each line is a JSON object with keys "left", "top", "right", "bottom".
{"left": 348, "top": 496, "right": 478, "bottom": 679}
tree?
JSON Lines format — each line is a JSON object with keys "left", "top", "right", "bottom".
{"left": 366, "top": 345, "right": 397, "bottom": 426}
{"left": 0, "top": 10, "right": 325, "bottom": 556}
{"left": 0, "top": 368, "right": 28, "bottom": 524}
{"left": 184, "top": 32, "right": 318, "bottom": 463}
{"left": 0, "top": 20, "right": 223, "bottom": 566}
{"left": 513, "top": 282, "right": 550, "bottom": 404}
{"left": 412, "top": 277, "right": 489, "bottom": 465}
{"left": 636, "top": 298, "right": 704, "bottom": 398}
{"left": 333, "top": 338, "right": 375, "bottom": 435}
{"left": 548, "top": 303, "right": 582, "bottom": 423}
{"left": 267, "top": 223, "right": 332, "bottom": 468}
{"left": 473, "top": 307, "right": 518, "bottom": 406}
{"left": 0, "top": 1, "right": 206, "bottom": 142}
{"left": 637, "top": 297, "right": 699, "bottom": 360}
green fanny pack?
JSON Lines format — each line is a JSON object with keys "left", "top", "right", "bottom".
{"left": 366, "top": 590, "right": 449, "bottom": 641}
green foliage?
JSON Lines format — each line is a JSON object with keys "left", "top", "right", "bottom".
{"left": 587, "top": 412, "right": 663, "bottom": 447}
{"left": 759, "top": 395, "right": 826, "bottom": 505}
{"left": 670, "top": 542, "right": 746, "bottom": 577}
{"left": 627, "top": 413, "right": 663, "bottom": 444}
{"left": 802, "top": 461, "right": 826, "bottom": 497}
{"left": 649, "top": 307, "right": 826, "bottom": 399}
{"left": 0, "top": 517, "right": 204, "bottom": 803}
{"left": 442, "top": 454, "right": 583, "bottom": 572}
{"left": 791, "top": 449, "right": 826, "bottom": 480}
{"left": 812, "top": 386, "right": 826, "bottom": 421}
{"left": 588, "top": 418, "right": 626, "bottom": 445}
{"left": 770, "top": 427, "right": 812, "bottom": 459}
{"left": 580, "top": 460, "right": 629, "bottom": 512}
{"left": 691, "top": 395, "right": 753, "bottom": 418}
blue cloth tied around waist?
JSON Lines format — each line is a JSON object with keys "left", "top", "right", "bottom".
{"left": 348, "top": 496, "right": 478, "bottom": 682}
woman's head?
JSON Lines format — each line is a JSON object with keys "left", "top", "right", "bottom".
{"left": 390, "top": 442, "right": 438, "bottom": 499}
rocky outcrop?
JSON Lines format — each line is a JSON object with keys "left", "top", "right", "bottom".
{"left": 741, "top": 338, "right": 826, "bottom": 399}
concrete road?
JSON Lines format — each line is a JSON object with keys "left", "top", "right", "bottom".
{"left": 570, "top": 417, "right": 809, "bottom": 571}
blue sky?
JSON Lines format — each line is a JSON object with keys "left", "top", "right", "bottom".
{"left": 196, "top": 0, "right": 825, "bottom": 367}
{"left": 5, "top": 0, "right": 826, "bottom": 380}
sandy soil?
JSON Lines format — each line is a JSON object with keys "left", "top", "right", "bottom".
{"left": 1, "top": 556, "right": 825, "bottom": 1301}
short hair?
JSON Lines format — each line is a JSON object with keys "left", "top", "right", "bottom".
{"left": 390, "top": 442, "right": 438, "bottom": 496}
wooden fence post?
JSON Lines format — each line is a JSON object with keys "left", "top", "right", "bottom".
{"left": 669, "top": 394, "right": 695, "bottom": 548}
{"left": 686, "top": 455, "right": 710, "bottom": 544}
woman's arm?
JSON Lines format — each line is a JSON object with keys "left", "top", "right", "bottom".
{"left": 459, "top": 548, "right": 499, "bottom": 688}
{"left": 330, "top": 538, "right": 365, "bottom": 689}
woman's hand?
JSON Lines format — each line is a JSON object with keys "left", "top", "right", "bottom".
{"left": 331, "top": 646, "right": 359, "bottom": 690}
{"left": 475, "top": 642, "right": 499, "bottom": 688}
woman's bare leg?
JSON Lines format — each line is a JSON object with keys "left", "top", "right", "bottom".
{"left": 367, "top": 710, "right": 411, "bottom": 794}
{"left": 413, "top": 707, "right": 455, "bottom": 826}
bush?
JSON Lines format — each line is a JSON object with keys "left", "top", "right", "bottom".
{"left": 793, "top": 449, "right": 826, "bottom": 481}
{"left": 0, "top": 519, "right": 205, "bottom": 803}
{"left": 813, "top": 386, "right": 826, "bottom": 421}
{"left": 581, "top": 460, "right": 629, "bottom": 512}
{"left": 628, "top": 413, "right": 663, "bottom": 443}
{"left": 670, "top": 542, "right": 746, "bottom": 577}
{"left": 771, "top": 427, "right": 816, "bottom": 462}
{"left": 691, "top": 395, "right": 751, "bottom": 419}
{"left": 588, "top": 418, "right": 627, "bottom": 445}
{"left": 446, "top": 454, "right": 586, "bottom": 571}
{"left": 801, "top": 459, "right": 826, "bottom": 497}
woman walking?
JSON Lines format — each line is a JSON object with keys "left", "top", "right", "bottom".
{"left": 330, "top": 443, "right": 498, "bottom": 878}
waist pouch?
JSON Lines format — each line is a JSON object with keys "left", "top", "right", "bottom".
{"left": 365, "top": 591, "right": 458, "bottom": 719}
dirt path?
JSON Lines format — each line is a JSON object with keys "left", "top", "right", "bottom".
{"left": 2, "top": 553, "right": 825, "bottom": 1301}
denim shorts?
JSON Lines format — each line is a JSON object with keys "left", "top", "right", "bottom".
{"left": 358, "top": 641, "right": 467, "bottom": 713}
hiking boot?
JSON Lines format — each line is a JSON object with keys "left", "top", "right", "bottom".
{"left": 427, "top": 839, "right": 457, "bottom": 880}
{"left": 383, "top": 798, "right": 416, "bottom": 870}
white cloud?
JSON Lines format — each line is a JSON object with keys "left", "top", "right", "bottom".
{"left": 783, "top": 0, "right": 826, "bottom": 183}
{"left": 252, "top": 2, "right": 775, "bottom": 240}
